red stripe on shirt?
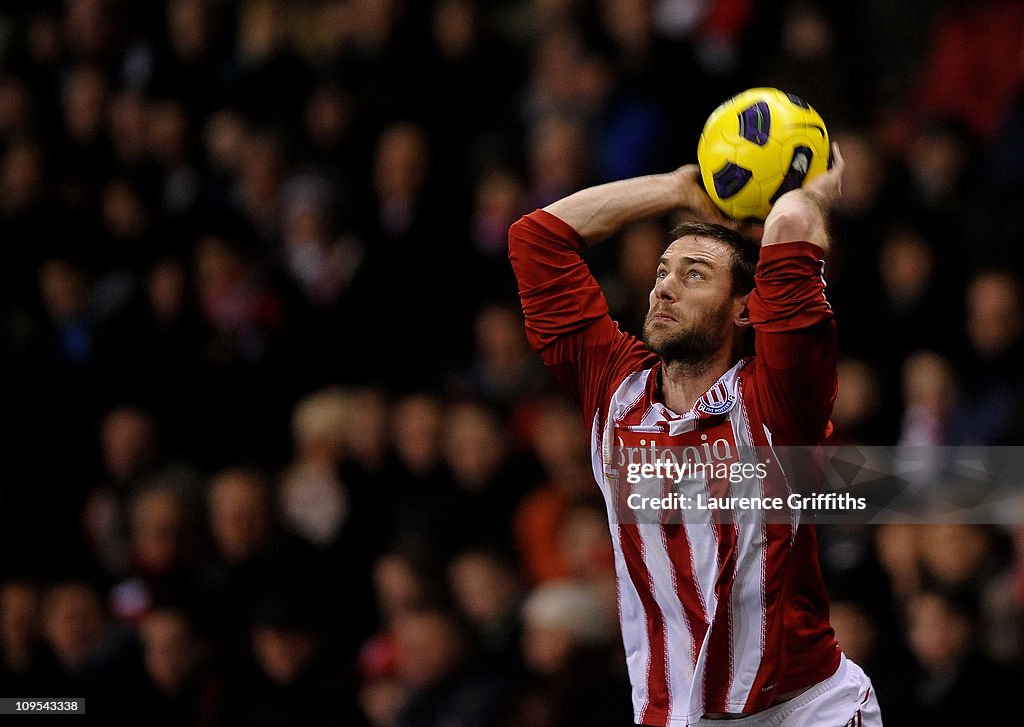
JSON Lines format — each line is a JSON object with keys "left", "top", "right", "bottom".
{"left": 663, "top": 524, "right": 709, "bottom": 666}
{"left": 619, "top": 523, "right": 671, "bottom": 723}
{"left": 705, "top": 522, "right": 738, "bottom": 711}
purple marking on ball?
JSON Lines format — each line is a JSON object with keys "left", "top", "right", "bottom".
{"left": 738, "top": 102, "right": 771, "bottom": 145}
{"left": 785, "top": 93, "right": 810, "bottom": 108}
{"left": 769, "top": 146, "right": 813, "bottom": 204}
{"left": 713, "top": 162, "right": 753, "bottom": 199}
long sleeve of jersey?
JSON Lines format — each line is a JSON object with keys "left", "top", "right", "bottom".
{"left": 508, "top": 210, "right": 655, "bottom": 426}
{"left": 745, "top": 241, "right": 837, "bottom": 444}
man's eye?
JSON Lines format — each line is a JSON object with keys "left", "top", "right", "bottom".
{"left": 656, "top": 270, "right": 667, "bottom": 279}
{"left": 687, "top": 270, "right": 704, "bottom": 280}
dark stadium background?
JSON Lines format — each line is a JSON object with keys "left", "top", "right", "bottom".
{"left": 1, "top": 1, "right": 1023, "bottom": 724}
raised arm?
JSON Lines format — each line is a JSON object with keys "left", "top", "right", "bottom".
{"left": 760, "top": 144, "right": 844, "bottom": 251}
{"left": 508, "top": 167, "right": 721, "bottom": 421}
{"left": 745, "top": 144, "right": 845, "bottom": 443}
{"left": 543, "top": 165, "right": 734, "bottom": 245}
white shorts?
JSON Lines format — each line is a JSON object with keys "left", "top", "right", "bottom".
{"left": 694, "top": 654, "right": 882, "bottom": 727}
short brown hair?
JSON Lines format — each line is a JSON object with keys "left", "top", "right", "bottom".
{"left": 669, "top": 222, "right": 759, "bottom": 295}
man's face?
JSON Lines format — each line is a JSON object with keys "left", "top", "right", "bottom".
{"left": 643, "top": 235, "right": 742, "bottom": 364}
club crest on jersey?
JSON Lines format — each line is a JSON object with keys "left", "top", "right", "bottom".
{"left": 695, "top": 382, "right": 735, "bottom": 416}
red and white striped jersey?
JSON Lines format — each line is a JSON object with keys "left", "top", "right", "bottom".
{"left": 509, "top": 210, "right": 841, "bottom": 726}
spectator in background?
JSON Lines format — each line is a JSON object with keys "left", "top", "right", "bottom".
{"left": 951, "top": 270, "right": 1024, "bottom": 444}
{"left": 147, "top": 0, "right": 227, "bottom": 118}
{"left": 912, "top": 0, "right": 1024, "bottom": 144}
{"left": 58, "top": 64, "right": 110, "bottom": 206}
{"left": 0, "top": 74, "right": 36, "bottom": 142}
{"left": 232, "top": 130, "right": 287, "bottom": 244}
{"left": 36, "top": 257, "right": 96, "bottom": 368}
{"left": 594, "top": 0, "right": 673, "bottom": 176}
{"left": 232, "top": 0, "right": 311, "bottom": 134}
{"left": 369, "top": 121, "right": 432, "bottom": 240}
{"left": 109, "top": 485, "right": 199, "bottom": 623}
{"left": 918, "top": 524, "right": 998, "bottom": 590}
{"left": 202, "top": 108, "right": 249, "bottom": 211}
{"left": 349, "top": 120, "right": 469, "bottom": 386}
{"left": 324, "top": 0, "right": 423, "bottom": 128}
{"left": 468, "top": 165, "right": 528, "bottom": 302}
{"left": 441, "top": 400, "right": 523, "bottom": 555}
{"left": 514, "top": 394, "right": 595, "bottom": 583}
{"left": 188, "top": 226, "right": 299, "bottom": 466}
{"left": 452, "top": 303, "right": 547, "bottom": 407}
{"left": 39, "top": 580, "right": 111, "bottom": 696}
{"left": 0, "top": 580, "right": 49, "bottom": 694}
{"left": 105, "top": 90, "right": 149, "bottom": 174}
{"left": 94, "top": 254, "right": 207, "bottom": 409}
{"left": 221, "top": 592, "right": 359, "bottom": 727}
{"left": 207, "top": 467, "right": 282, "bottom": 567}
{"left": 822, "top": 129, "right": 889, "bottom": 355}
{"left": 505, "top": 580, "right": 631, "bottom": 727}
{"left": 554, "top": 500, "right": 618, "bottom": 608}
{"left": 875, "top": 524, "right": 921, "bottom": 604}
{"left": 82, "top": 404, "right": 165, "bottom": 578}
{"left": 279, "top": 172, "right": 362, "bottom": 312}
{"left": 890, "top": 585, "right": 1022, "bottom": 723}
{"left": 898, "top": 351, "right": 958, "bottom": 447}
{"left": 279, "top": 385, "right": 376, "bottom": 654}
{"left": 200, "top": 467, "right": 327, "bottom": 672}
{"left": 391, "top": 607, "right": 506, "bottom": 727}
{"left": 425, "top": 0, "right": 520, "bottom": 184}
{"left": 358, "top": 630, "right": 407, "bottom": 727}
{"left": 2, "top": 11, "right": 61, "bottom": 110}
{"left": 818, "top": 522, "right": 904, "bottom": 715}
{"left": 147, "top": 99, "right": 202, "bottom": 219}
{"left": 828, "top": 358, "right": 890, "bottom": 444}
{"left": 447, "top": 548, "right": 524, "bottom": 671}
{"left": 520, "top": 27, "right": 591, "bottom": 128}
{"left": 876, "top": 225, "right": 949, "bottom": 362}
{"left": 62, "top": 0, "right": 119, "bottom": 65}
{"left": 525, "top": 114, "right": 591, "bottom": 210}
{"left": 902, "top": 118, "right": 977, "bottom": 215}
{"left": 390, "top": 393, "right": 445, "bottom": 490}
{"left": 298, "top": 80, "right": 361, "bottom": 175}
{"left": 760, "top": 0, "right": 863, "bottom": 128}
{"left": 471, "top": 164, "right": 528, "bottom": 262}
{"left": 96, "top": 177, "right": 153, "bottom": 288}
{"left": 372, "top": 551, "right": 447, "bottom": 626}
{"left": 387, "top": 393, "right": 458, "bottom": 559}
{"left": 279, "top": 386, "right": 352, "bottom": 550}
{"left": 0, "top": 140, "right": 51, "bottom": 293}
{"left": 131, "top": 607, "right": 221, "bottom": 727}
{"left": 916, "top": 524, "right": 1021, "bottom": 665}
{"left": 340, "top": 386, "right": 391, "bottom": 494}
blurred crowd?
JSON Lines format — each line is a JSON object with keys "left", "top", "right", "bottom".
{"left": 2, "top": 0, "right": 1024, "bottom": 725}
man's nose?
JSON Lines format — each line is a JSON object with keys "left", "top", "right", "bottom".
{"left": 654, "top": 274, "right": 676, "bottom": 301}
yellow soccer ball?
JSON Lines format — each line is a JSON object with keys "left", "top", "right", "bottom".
{"left": 697, "top": 88, "right": 830, "bottom": 222}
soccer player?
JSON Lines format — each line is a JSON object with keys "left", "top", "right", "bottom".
{"left": 508, "top": 145, "right": 882, "bottom": 726}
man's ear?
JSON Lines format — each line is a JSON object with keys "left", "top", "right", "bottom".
{"left": 734, "top": 294, "right": 751, "bottom": 328}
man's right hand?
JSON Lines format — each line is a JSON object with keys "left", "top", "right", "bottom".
{"left": 672, "top": 164, "right": 763, "bottom": 241}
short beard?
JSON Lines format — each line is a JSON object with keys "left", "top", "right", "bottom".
{"left": 643, "top": 303, "right": 732, "bottom": 375}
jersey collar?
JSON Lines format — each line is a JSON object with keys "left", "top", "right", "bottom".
{"left": 649, "top": 358, "right": 748, "bottom": 430}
